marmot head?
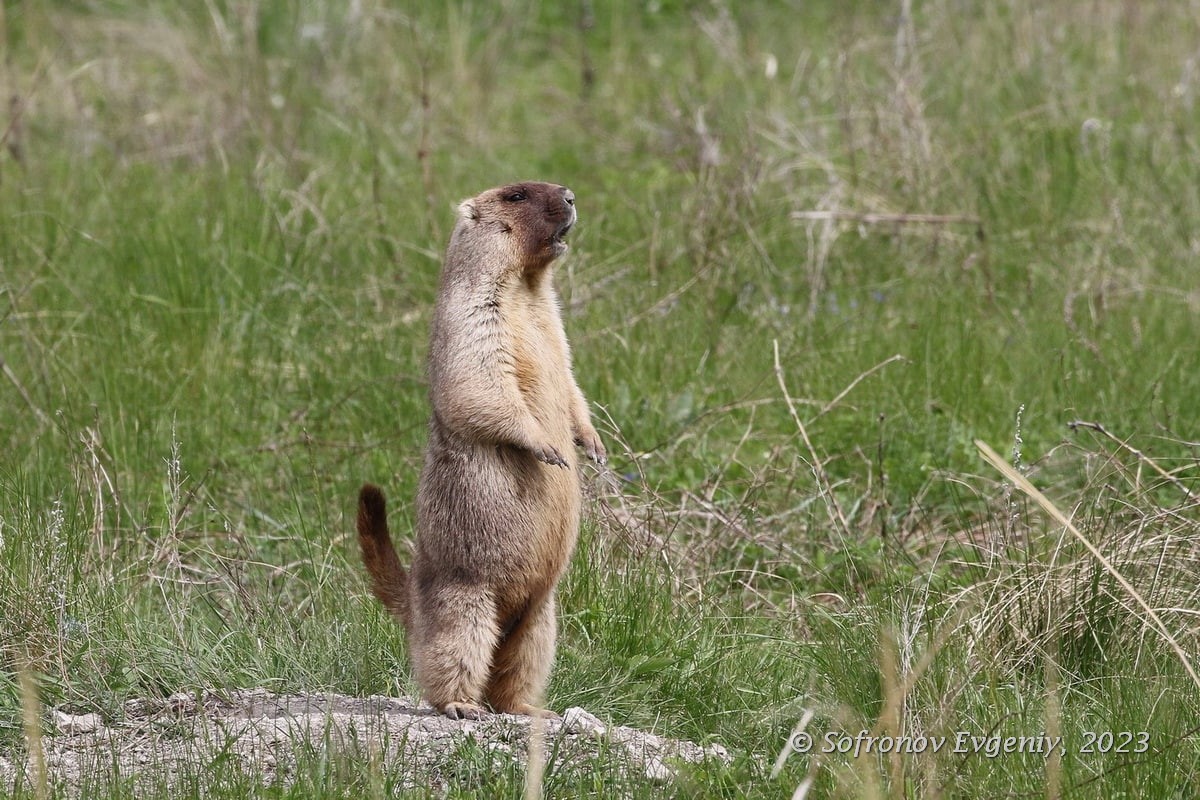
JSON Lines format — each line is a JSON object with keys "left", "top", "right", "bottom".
{"left": 455, "top": 182, "right": 576, "bottom": 273}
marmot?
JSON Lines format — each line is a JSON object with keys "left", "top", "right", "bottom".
{"left": 357, "top": 181, "right": 605, "bottom": 720}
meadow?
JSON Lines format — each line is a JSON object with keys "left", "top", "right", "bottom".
{"left": 1, "top": 1, "right": 1199, "bottom": 797}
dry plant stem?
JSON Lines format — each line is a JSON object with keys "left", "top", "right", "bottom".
{"left": 1, "top": 356, "right": 52, "bottom": 426}
{"left": 811, "top": 354, "right": 906, "bottom": 423}
{"left": 854, "top": 611, "right": 975, "bottom": 793}
{"left": 879, "top": 630, "right": 904, "bottom": 800}
{"left": 791, "top": 210, "right": 981, "bottom": 226}
{"left": 20, "top": 669, "right": 48, "bottom": 800}
{"left": 772, "top": 339, "right": 849, "bottom": 538}
{"left": 407, "top": 24, "right": 439, "bottom": 244}
{"left": 577, "top": 0, "right": 595, "bottom": 98}
{"left": 1044, "top": 649, "right": 1062, "bottom": 800}
{"left": 773, "top": 710, "right": 822, "bottom": 800}
{"left": 976, "top": 439, "right": 1200, "bottom": 692}
{"left": 771, "top": 708, "right": 815, "bottom": 780}
{"left": 1067, "top": 419, "right": 1198, "bottom": 502}
{"left": 802, "top": 188, "right": 839, "bottom": 322}
{"left": 592, "top": 264, "right": 711, "bottom": 339}
{"left": 2, "top": 49, "right": 53, "bottom": 161}
{"left": 524, "top": 711, "right": 546, "bottom": 800}
{"left": 366, "top": 745, "right": 386, "bottom": 800}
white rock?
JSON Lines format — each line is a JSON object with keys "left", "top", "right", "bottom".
{"left": 54, "top": 712, "right": 103, "bottom": 735}
{"left": 561, "top": 706, "right": 607, "bottom": 736}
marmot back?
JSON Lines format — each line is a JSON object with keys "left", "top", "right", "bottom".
{"left": 357, "top": 181, "right": 606, "bottom": 720}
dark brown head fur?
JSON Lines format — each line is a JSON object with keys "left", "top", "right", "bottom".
{"left": 455, "top": 181, "right": 576, "bottom": 274}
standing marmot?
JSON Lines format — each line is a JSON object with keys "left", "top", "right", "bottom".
{"left": 356, "top": 181, "right": 605, "bottom": 720}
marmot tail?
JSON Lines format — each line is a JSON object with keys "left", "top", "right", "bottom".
{"left": 356, "top": 483, "right": 411, "bottom": 630}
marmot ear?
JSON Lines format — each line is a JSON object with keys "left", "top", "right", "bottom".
{"left": 457, "top": 201, "right": 480, "bottom": 222}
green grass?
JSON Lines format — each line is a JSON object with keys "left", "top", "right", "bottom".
{"left": 3, "top": 0, "right": 1200, "bottom": 796}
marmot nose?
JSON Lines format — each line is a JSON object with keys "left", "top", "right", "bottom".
{"left": 562, "top": 188, "right": 575, "bottom": 206}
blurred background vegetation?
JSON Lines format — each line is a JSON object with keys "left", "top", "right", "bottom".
{"left": 1, "top": 1, "right": 1199, "bottom": 797}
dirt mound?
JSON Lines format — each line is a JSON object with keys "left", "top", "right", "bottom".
{"left": 1, "top": 689, "right": 730, "bottom": 793}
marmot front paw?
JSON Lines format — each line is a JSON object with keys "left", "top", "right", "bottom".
{"left": 575, "top": 429, "right": 607, "bottom": 465}
{"left": 529, "top": 443, "right": 569, "bottom": 468}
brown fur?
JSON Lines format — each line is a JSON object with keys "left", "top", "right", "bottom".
{"left": 357, "top": 182, "right": 605, "bottom": 720}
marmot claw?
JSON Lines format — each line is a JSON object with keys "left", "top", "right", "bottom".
{"left": 575, "top": 430, "right": 607, "bottom": 465}
{"left": 532, "top": 444, "right": 569, "bottom": 468}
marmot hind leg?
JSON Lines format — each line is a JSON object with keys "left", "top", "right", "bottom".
{"left": 412, "top": 582, "right": 499, "bottom": 720}
{"left": 484, "top": 593, "right": 558, "bottom": 718}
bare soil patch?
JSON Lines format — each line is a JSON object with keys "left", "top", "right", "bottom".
{"left": 1, "top": 689, "right": 730, "bottom": 793}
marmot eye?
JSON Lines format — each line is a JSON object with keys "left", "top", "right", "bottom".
{"left": 503, "top": 191, "right": 527, "bottom": 202}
